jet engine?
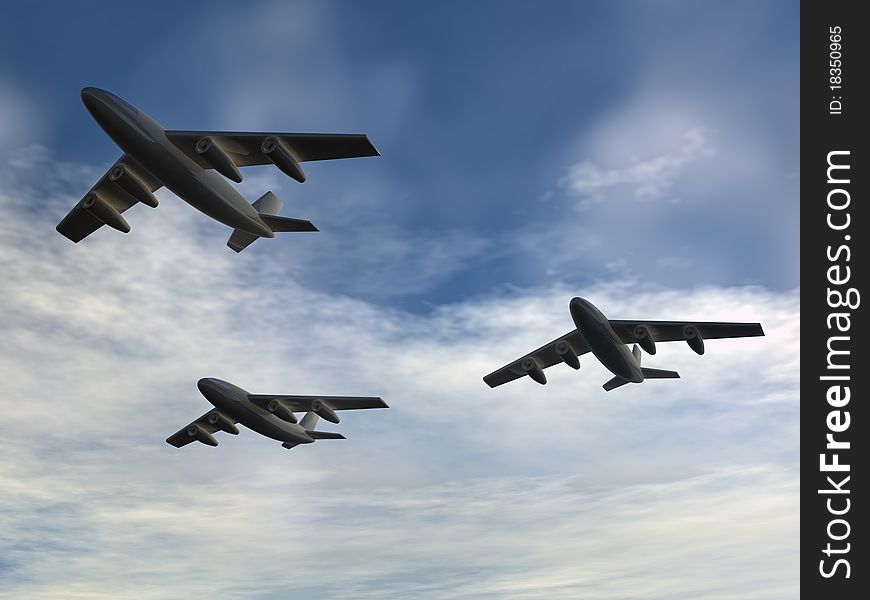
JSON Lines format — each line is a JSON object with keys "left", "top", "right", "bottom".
{"left": 81, "top": 193, "right": 130, "bottom": 233}
{"left": 186, "top": 424, "right": 218, "bottom": 446}
{"left": 683, "top": 325, "right": 705, "bottom": 355}
{"left": 266, "top": 399, "right": 298, "bottom": 423}
{"left": 521, "top": 357, "right": 547, "bottom": 385}
{"left": 206, "top": 411, "right": 239, "bottom": 435}
{"left": 195, "top": 137, "right": 243, "bottom": 183}
{"left": 555, "top": 340, "right": 581, "bottom": 369}
{"left": 261, "top": 137, "right": 306, "bottom": 183}
{"left": 109, "top": 164, "right": 158, "bottom": 208}
{"left": 311, "top": 399, "right": 340, "bottom": 424}
{"left": 633, "top": 325, "right": 657, "bottom": 355}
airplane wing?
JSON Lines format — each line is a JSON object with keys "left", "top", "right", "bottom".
{"left": 56, "top": 154, "right": 163, "bottom": 243}
{"left": 247, "top": 395, "right": 388, "bottom": 412}
{"left": 166, "top": 409, "right": 239, "bottom": 448}
{"left": 483, "top": 329, "right": 591, "bottom": 388}
{"left": 608, "top": 320, "right": 765, "bottom": 343}
{"left": 165, "top": 131, "right": 379, "bottom": 168}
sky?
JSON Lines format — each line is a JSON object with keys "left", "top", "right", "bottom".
{"left": 0, "top": 1, "right": 799, "bottom": 598}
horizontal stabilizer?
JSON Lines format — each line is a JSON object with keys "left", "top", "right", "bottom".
{"left": 640, "top": 367, "right": 680, "bottom": 379}
{"left": 306, "top": 430, "right": 346, "bottom": 440}
{"left": 603, "top": 367, "right": 680, "bottom": 391}
{"left": 227, "top": 228, "right": 259, "bottom": 253}
{"left": 260, "top": 214, "right": 318, "bottom": 232}
{"left": 602, "top": 376, "right": 630, "bottom": 392}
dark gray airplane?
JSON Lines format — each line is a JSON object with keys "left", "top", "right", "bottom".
{"left": 484, "top": 297, "right": 764, "bottom": 391}
{"left": 57, "top": 87, "right": 379, "bottom": 252}
{"left": 167, "top": 378, "right": 388, "bottom": 449}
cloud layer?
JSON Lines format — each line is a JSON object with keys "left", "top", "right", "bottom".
{"left": 0, "top": 2, "right": 798, "bottom": 596}
{"left": 0, "top": 154, "right": 797, "bottom": 598}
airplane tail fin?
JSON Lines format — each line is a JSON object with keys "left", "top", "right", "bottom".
{"left": 252, "top": 190, "right": 283, "bottom": 215}
{"left": 227, "top": 191, "right": 317, "bottom": 252}
{"left": 299, "top": 410, "right": 319, "bottom": 430}
{"left": 603, "top": 345, "right": 679, "bottom": 391}
{"left": 298, "top": 410, "right": 344, "bottom": 440}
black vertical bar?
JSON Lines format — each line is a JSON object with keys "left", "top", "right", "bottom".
{"left": 802, "top": 1, "right": 867, "bottom": 597}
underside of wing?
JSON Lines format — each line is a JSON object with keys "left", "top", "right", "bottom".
{"left": 610, "top": 320, "right": 764, "bottom": 342}
{"left": 609, "top": 320, "right": 764, "bottom": 355}
{"left": 56, "top": 154, "right": 163, "bottom": 243}
{"left": 166, "top": 409, "right": 239, "bottom": 448}
{"left": 165, "top": 130, "right": 378, "bottom": 183}
{"left": 247, "top": 394, "right": 387, "bottom": 426}
{"left": 247, "top": 395, "right": 388, "bottom": 412}
{"left": 483, "top": 329, "right": 590, "bottom": 388}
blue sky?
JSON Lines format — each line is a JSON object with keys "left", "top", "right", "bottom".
{"left": 1, "top": 0, "right": 798, "bottom": 308}
{"left": 1, "top": 2, "right": 798, "bottom": 598}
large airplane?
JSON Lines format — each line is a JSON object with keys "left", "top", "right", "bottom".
{"left": 56, "top": 87, "right": 379, "bottom": 252}
{"left": 167, "top": 378, "right": 388, "bottom": 449}
{"left": 484, "top": 297, "right": 764, "bottom": 391}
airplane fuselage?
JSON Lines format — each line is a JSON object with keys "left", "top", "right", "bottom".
{"left": 197, "top": 378, "right": 315, "bottom": 445}
{"left": 80, "top": 87, "right": 273, "bottom": 238}
{"left": 569, "top": 297, "right": 644, "bottom": 383}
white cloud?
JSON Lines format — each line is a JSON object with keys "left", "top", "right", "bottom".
{"left": 0, "top": 152, "right": 798, "bottom": 597}
{"left": 561, "top": 127, "right": 716, "bottom": 206}
{"left": 0, "top": 463, "right": 798, "bottom": 600}
{"left": 513, "top": 84, "right": 799, "bottom": 289}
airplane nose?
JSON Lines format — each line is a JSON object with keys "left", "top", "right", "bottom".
{"left": 569, "top": 297, "right": 589, "bottom": 329}
{"left": 80, "top": 87, "right": 105, "bottom": 113}
{"left": 197, "top": 378, "right": 215, "bottom": 396}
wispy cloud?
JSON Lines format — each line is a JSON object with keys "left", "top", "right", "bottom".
{"left": 1, "top": 152, "right": 797, "bottom": 598}
{"left": 561, "top": 127, "right": 716, "bottom": 207}
{"left": 0, "top": 82, "right": 41, "bottom": 154}
{"left": 0, "top": 463, "right": 798, "bottom": 600}
{"left": 510, "top": 84, "right": 798, "bottom": 289}
{"left": 0, "top": 1, "right": 799, "bottom": 594}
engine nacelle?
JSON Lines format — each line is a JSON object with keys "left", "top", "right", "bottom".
{"left": 683, "top": 325, "right": 705, "bottom": 355}
{"left": 109, "top": 164, "right": 158, "bottom": 208}
{"left": 207, "top": 411, "right": 239, "bottom": 435}
{"left": 266, "top": 399, "right": 298, "bottom": 423}
{"left": 186, "top": 424, "right": 218, "bottom": 446}
{"left": 81, "top": 193, "right": 130, "bottom": 233}
{"left": 311, "top": 399, "right": 340, "bottom": 424}
{"left": 555, "top": 340, "right": 580, "bottom": 369}
{"left": 261, "top": 137, "right": 306, "bottom": 183}
{"left": 195, "top": 137, "right": 243, "bottom": 183}
{"left": 633, "top": 325, "right": 657, "bottom": 355}
{"left": 521, "top": 357, "right": 547, "bottom": 385}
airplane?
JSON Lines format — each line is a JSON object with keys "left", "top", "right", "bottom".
{"left": 167, "top": 378, "right": 388, "bottom": 449}
{"left": 56, "top": 87, "right": 379, "bottom": 252}
{"left": 483, "top": 297, "right": 764, "bottom": 391}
